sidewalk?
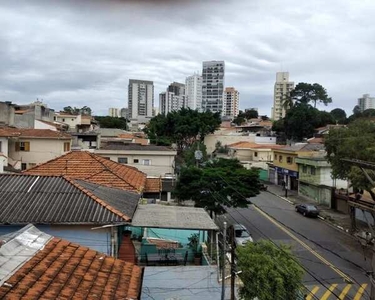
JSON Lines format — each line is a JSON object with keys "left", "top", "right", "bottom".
{"left": 264, "top": 182, "right": 366, "bottom": 235}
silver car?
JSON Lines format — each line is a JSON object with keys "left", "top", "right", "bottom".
{"left": 234, "top": 224, "right": 253, "bottom": 246}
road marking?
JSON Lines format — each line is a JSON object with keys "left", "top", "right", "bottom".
{"left": 321, "top": 283, "right": 337, "bottom": 300}
{"left": 306, "top": 286, "right": 320, "bottom": 300}
{"left": 338, "top": 284, "right": 352, "bottom": 299}
{"left": 253, "top": 205, "right": 353, "bottom": 283}
{"left": 354, "top": 283, "right": 368, "bottom": 300}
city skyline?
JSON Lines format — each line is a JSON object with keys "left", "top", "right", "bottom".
{"left": 0, "top": 0, "right": 374, "bottom": 116}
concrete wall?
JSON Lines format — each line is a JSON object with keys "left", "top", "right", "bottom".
{"left": 255, "top": 136, "right": 276, "bottom": 144}
{"left": 8, "top": 138, "right": 71, "bottom": 169}
{"left": 0, "top": 102, "right": 15, "bottom": 126}
{"left": 55, "top": 114, "right": 81, "bottom": 130}
{"left": 0, "top": 225, "right": 111, "bottom": 255}
{"left": 34, "top": 120, "right": 57, "bottom": 131}
{"left": 0, "top": 138, "right": 8, "bottom": 165}
{"left": 95, "top": 150, "right": 176, "bottom": 177}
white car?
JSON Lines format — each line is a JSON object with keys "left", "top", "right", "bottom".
{"left": 234, "top": 224, "right": 253, "bottom": 246}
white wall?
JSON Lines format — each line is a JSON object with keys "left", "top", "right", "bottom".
{"left": 95, "top": 149, "right": 176, "bottom": 177}
{"left": 255, "top": 136, "right": 276, "bottom": 144}
{"left": 34, "top": 119, "right": 57, "bottom": 131}
{"left": 8, "top": 138, "right": 72, "bottom": 169}
{"left": 0, "top": 137, "right": 9, "bottom": 166}
{"left": 319, "top": 166, "right": 348, "bottom": 189}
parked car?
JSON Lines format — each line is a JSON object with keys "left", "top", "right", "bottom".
{"left": 233, "top": 224, "right": 253, "bottom": 246}
{"left": 295, "top": 204, "right": 319, "bottom": 217}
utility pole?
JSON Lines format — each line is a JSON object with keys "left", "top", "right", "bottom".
{"left": 221, "top": 221, "right": 227, "bottom": 300}
{"left": 230, "top": 226, "right": 236, "bottom": 300}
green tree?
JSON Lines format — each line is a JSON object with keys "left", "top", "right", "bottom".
{"left": 289, "top": 82, "right": 332, "bottom": 108}
{"left": 144, "top": 108, "right": 221, "bottom": 153}
{"left": 283, "top": 103, "right": 334, "bottom": 141}
{"left": 94, "top": 116, "right": 128, "bottom": 130}
{"left": 174, "top": 158, "right": 260, "bottom": 215}
{"left": 233, "top": 116, "right": 245, "bottom": 126}
{"left": 63, "top": 106, "right": 92, "bottom": 115}
{"left": 237, "top": 240, "right": 304, "bottom": 300}
{"left": 325, "top": 119, "right": 375, "bottom": 199}
{"left": 330, "top": 108, "right": 347, "bottom": 124}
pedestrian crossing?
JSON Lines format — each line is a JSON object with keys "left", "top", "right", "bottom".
{"left": 304, "top": 283, "right": 369, "bottom": 299}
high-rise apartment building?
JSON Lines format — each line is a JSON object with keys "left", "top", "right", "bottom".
{"left": 108, "top": 108, "right": 119, "bottom": 118}
{"left": 223, "top": 87, "right": 239, "bottom": 118}
{"left": 272, "top": 72, "right": 294, "bottom": 121}
{"left": 358, "top": 94, "right": 375, "bottom": 112}
{"left": 202, "top": 61, "right": 225, "bottom": 113}
{"left": 128, "top": 79, "right": 154, "bottom": 122}
{"left": 185, "top": 74, "right": 202, "bottom": 111}
{"left": 159, "top": 82, "right": 186, "bottom": 115}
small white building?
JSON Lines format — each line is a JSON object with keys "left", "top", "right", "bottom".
{"left": 95, "top": 143, "right": 177, "bottom": 177}
{"left": 0, "top": 127, "right": 72, "bottom": 170}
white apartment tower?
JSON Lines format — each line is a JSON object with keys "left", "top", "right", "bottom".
{"left": 223, "top": 87, "right": 240, "bottom": 118}
{"left": 108, "top": 108, "right": 120, "bottom": 118}
{"left": 202, "top": 61, "right": 225, "bottom": 113}
{"left": 358, "top": 94, "right": 375, "bottom": 112}
{"left": 159, "top": 82, "right": 185, "bottom": 115}
{"left": 128, "top": 79, "right": 154, "bottom": 121}
{"left": 185, "top": 74, "right": 202, "bottom": 111}
{"left": 272, "top": 72, "right": 294, "bottom": 121}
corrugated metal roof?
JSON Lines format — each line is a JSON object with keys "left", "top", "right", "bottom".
{"left": 74, "top": 179, "right": 140, "bottom": 219}
{"left": 0, "top": 174, "right": 136, "bottom": 224}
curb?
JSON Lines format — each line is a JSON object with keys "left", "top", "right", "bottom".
{"left": 266, "top": 189, "right": 353, "bottom": 236}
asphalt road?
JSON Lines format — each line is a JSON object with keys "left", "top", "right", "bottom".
{"left": 224, "top": 191, "right": 372, "bottom": 300}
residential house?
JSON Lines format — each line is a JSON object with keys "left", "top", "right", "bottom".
{"left": 54, "top": 112, "right": 97, "bottom": 133}
{"left": 0, "top": 127, "right": 72, "bottom": 170}
{"left": 0, "top": 174, "right": 140, "bottom": 256}
{"left": 296, "top": 155, "right": 348, "bottom": 206}
{"left": 269, "top": 143, "right": 325, "bottom": 190}
{"left": 204, "top": 127, "right": 276, "bottom": 155}
{"left": 24, "top": 150, "right": 147, "bottom": 193}
{"left": 34, "top": 119, "right": 69, "bottom": 131}
{"left": 95, "top": 143, "right": 177, "bottom": 177}
{"left": 0, "top": 225, "right": 142, "bottom": 299}
{"left": 228, "top": 141, "right": 284, "bottom": 170}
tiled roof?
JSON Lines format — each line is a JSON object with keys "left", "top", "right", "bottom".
{"left": 0, "top": 127, "right": 71, "bottom": 139}
{"left": 278, "top": 143, "right": 325, "bottom": 152}
{"left": 0, "top": 174, "right": 139, "bottom": 224}
{"left": 24, "top": 151, "right": 147, "bottom": 193}
{"left": 0, "top": 225, "right": 142, "bottom": 300}
{"left": 145, "top": 178, "right": 161, "bottom": 193}
{"left": 228, "top": 141, "right": 283, "bottom": 149}
{"left": 307, "top": 137, "right": 324, "bottom": 144}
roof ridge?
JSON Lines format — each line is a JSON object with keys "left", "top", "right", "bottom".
{"left": 23, "top": 151, "right": 73, "bottom": 174}
{"left": 63, "top": 176, "right": 131, "bottom": 222}
{"left": 88, "top": 152, "right": 145, "bottom": 193}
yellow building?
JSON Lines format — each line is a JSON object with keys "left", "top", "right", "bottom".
{"left": 269, "top": 143, "right": 325, "bottom": 190}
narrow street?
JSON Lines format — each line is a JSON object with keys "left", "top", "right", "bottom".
{"left": 225, "top": 191, "right": 372, "bottom": 299}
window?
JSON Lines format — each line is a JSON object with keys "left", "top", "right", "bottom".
{"left": 71, "top": 119, "right": 74, "bottom": 121}
{"left": 21, "top": 163, "right": 27, "bottom": 171}
{"left": 118, "top": 157, "right": 128, "bottom": 164}
{"left": 15, "top": 141, "right": 30, "bottom": 152}
{"left": 287, "top": 157, "right": 293, "bottom": 164}
{"left": 303, "top": 165, "right": 307, "bottom": 173}
{"left": 254, "top": 152, "right": 258, "bottom": 157}
{"left": 311, "top": 167, "right": 316, "bottom": 175}
{"left": 134, "top": 159, "right": 139, "bottom": 163}
{"left": 63, "top": 142, "right": 70, "bottom": 152}
{"left": 62, "top": 118, "right": 65, "bottom": 122}
{"left": 142, "top": 159, "right": 151, "bottom": 166}
{"left": 279, "top": 155, "right": 283, "bottom": 163}
{"left": 274, "top": 154, "right": 277, "bottom": 160}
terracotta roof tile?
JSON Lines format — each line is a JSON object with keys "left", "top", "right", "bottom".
{"left": 0, "top": 236, "right": 142, "bottom": 300}
{"left": 0, "top": 127, "right": 71, "bottom": 139}
{"left": 145, "top": 178, "right": 161, "bottom": 193}
{"left": 228, "top": 141, "right": 283, "bottom": 149}
{"left": 24, "top": 151, "right": 147, "bottom": 193}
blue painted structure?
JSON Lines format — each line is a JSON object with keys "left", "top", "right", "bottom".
{"left": 0, "top": 225, "right": 112, "bottom": 255}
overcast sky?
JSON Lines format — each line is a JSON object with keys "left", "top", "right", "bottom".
{"left": 1, "top": 0, "right": 374, "bottom": 116}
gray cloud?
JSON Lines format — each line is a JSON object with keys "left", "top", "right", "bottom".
{"left": 0, "top": 0, "right": 374, "bottom": 116}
